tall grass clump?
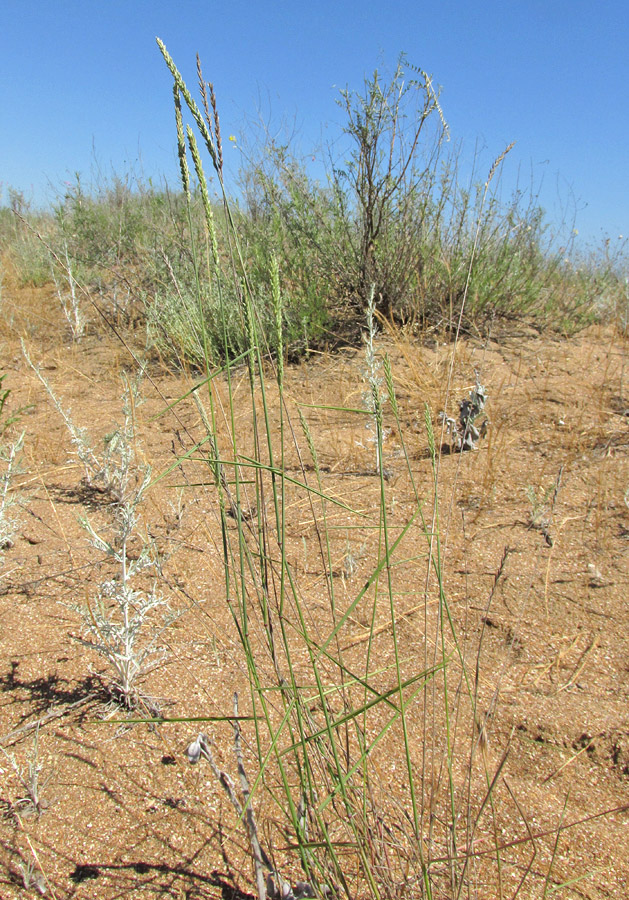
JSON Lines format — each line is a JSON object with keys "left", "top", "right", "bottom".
{"left": 154, "top": 41, "right": 580, "bottom": 899}
{"left": 145, "top": 91, "right": 309, "bottom": 367}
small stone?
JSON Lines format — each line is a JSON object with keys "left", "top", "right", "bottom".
{"left": 186, "top": 738, "right": 202, "bottom": 764}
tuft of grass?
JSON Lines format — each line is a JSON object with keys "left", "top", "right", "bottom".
{"left": 18, "top": 855, "right": 48, "bottom": 897}
{"left": 146, "top": 41, "right": 605, "bottom": 899}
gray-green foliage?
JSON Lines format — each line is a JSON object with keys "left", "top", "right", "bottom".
{"left": 0, "top": 431, "right": 24, "bottom": 554}
{"left": 0, "top": 374, "right": 25, "bottom": 559}
{"left": 51, "top": 245, "right": 86, "bottom": 341}
{"left": 147, "top": 268, "right": 270, "bottom": 368}
{"left": 75, "top": 372, "right": 172, "bottom": 711}
{"left": 234, "top": 57, "right": 608, "bottom": 334}
{"left": 439, "top": 374, "right": 489, "bottom": 451}
{"left": 22, "top": 341, "right": 148, "bottom": 498}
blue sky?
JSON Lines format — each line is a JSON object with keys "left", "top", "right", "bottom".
{"left": 1, "top": 0, "right": 627, "bottom": 247}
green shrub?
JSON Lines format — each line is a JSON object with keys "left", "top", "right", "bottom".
{"left": 2, "top": 56, "right": 626, "bottom": 363}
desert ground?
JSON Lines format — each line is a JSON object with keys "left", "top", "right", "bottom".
{"left": 0, "top": 278, "right": 627, "bottom": 899}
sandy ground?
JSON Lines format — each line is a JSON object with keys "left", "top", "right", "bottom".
{"left": 0, "top": 281, "right": 627, "bottom": 899}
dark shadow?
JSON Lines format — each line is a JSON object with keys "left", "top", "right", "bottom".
{"left": 210, "top": 871, "right": 257, "bottom": 900}
{"left": 0, "top": 661, "right": 105, "bottom": 723}
{"left": 409, "top": 446, "right": 443, "bottom": 459}
{"left": 46, "top": 481, "right": 117, "bottom": 509}
{"left": 69, "top": 861, "right": 255, "bottom": 898}
{"left": 0, "top": 558, "right": 102, "bottom": 600}
{"left": 70, "top": 864, "right": 101, "bottom": 883}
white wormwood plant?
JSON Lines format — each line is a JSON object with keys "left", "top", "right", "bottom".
{"left": 439, "top": 372, "right": 489, "bottom": 451}
{"left": 362, "top": 285, "right": 388, "bottom": 476}
{"left": 0, "top": 374, "right": 25, "bottom": 558}
{"left": 1, "top": 725, "right": 52, "bottom": 819}
{"left": 22, "top": 341, "right": 171, "bottom": 706}
{"left": 0, "top": 431, "right": 24, "bottom": 556}
{"left": 22, "top": 340, "right": 142, "bottom": 500}
{"left": 51, "top": 246, "right": 86, "bottom": 342}
{"left": 71, "top": 372, "right": 172, "bottom": 711}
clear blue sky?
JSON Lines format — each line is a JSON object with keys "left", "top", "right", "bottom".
{"left": 1, "top": 0, "right": 627, "bottom": 247}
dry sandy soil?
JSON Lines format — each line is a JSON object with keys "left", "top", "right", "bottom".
{"left": 0, "top": 280, "right": 627, "bottom": 899}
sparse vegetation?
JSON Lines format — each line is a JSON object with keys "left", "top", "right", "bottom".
{"left": 2, "top": 56, "right": 627, "bottom": 361}
{"left": 0, "top": 40, "right": 626, "bottom": 900}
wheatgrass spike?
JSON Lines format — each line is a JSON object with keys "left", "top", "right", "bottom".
{"left": 156, "top": 38, "right": 219, "bottom": 170}
{"left": 186, "top": 125, "right": 220, "bottom": 269}
{"left": 173, "top": 85, "right": 190, "bottom": 200}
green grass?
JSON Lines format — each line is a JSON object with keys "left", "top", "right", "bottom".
{"left": 2, "top": 40, "right": 625, "bottom": 899}
{"left": 133, "top": 41, "right": 612, "bottom": 899}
